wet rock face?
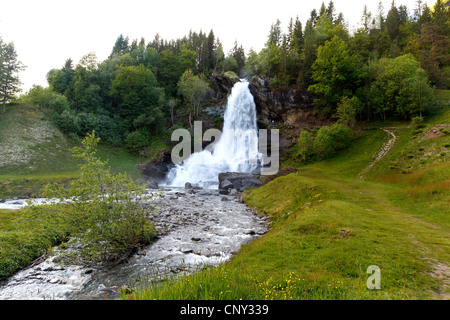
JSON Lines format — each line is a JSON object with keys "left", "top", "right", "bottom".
{"left": 0, "top": 188, "right": 269, "bottom": 300}
{"left": 247, "top": 76, "right": 318, "bottom": 125}
{"left": 137, "top": 150, "right": 174, "bottom": 181}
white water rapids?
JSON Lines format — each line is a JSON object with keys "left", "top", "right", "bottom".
{"left": 164, "top": 80, "right": 261, "bottom": 189}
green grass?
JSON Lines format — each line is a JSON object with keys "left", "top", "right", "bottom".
{"left": 126, "top": 106, "right": 450, "bottom": 300}
{"left": 435, "top": 89, "right": 450, "bottom": 101}
{"left": 0, "top": 207, "right": 71, "bottom": 279}
{"left": 0, "top": 104, "right": 151, "bottom": 277}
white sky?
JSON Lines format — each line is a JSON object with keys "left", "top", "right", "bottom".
{"left": 0, "top": 0, "right": 420, "bottom": 93}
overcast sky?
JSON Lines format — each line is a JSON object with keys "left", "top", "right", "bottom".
{"left": 0, "top": 0, "right": 420, "bottom": 93}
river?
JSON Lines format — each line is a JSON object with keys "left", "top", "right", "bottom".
{"left": 0, "top": 187, "right": 268, "bottom": 300}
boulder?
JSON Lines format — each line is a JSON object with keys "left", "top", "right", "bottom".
{"left": 218, "top": 172, "right": 263, "bottom": 195}
{"left": 146, "top": 180, "right": 159, "bottom": 189}
{"left": 185, "top": 182, "right": 202, "bottom": 190}
{"left": 137, "top": 150, "right": 173, "bottom": 180}
{"left": 219, "top": 179, "right": 233, "bottom": 190}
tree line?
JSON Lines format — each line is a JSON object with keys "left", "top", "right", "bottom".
{"left": 243, "top": 0, "right": 448, "bottom": 120}
{"left": 19, "top": 29, "right": 246, "bottom": 152}
{"left": 9, "top": 0, "right": 450, "bottom": 153}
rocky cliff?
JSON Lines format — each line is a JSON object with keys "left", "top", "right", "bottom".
{"left": 208, "top": 74, "right": 324, "bottom": 129}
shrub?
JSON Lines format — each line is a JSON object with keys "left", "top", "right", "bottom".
{"left": 56, "top": 110, "right": 80, "bottom": 134}
{"left": 20, "top": 85, "right": 69, "bottom": 114}
{"left": 313, "top": 124, "right": 351, "bottom": 159}
{"left": 334, "top": 96, "right": 361, "bottom": 128}
{"left": 293, "top": 131, "right": 313, "bottom": 162}
{"left": 411, "top": 116, "right": 424, "bottom": 129}
{"left": 125, "top": 128, "right": 152, "bottom": 154}
{"left": 95, "top": 114, "right": 125, "bottom": 145}
{"left": 30, "top": 132, "right": 156, "bottom": 264}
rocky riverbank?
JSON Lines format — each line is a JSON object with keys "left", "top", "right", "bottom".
{"left": 0, "top": 187, "right": 269, "bottom": 300}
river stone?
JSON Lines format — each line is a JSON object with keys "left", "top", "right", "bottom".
{"left": 185, "top": 182, "right": 202, "bottom": 190}
{"left": 146, "top": 180, "right": 159, "bottom": 189}
{"left": 219, "top": 179, "right": 233, "bottom": 190}
{"left": 218, "top": 172, "right": 263, "bottom": 194}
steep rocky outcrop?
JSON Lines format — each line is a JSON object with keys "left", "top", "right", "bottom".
{"left": 247, "top": 76, "right": 322, "bottom": 128}
{"left": 208, "top": 74, "right": 322, "bottom": 129}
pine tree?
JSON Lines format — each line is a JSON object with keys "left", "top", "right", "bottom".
{"left": 291, "top": 16, "right": 304, "bottom": 52}
{"left": 0, "top": 38, "right": 25, "bottom": 111}
{"left": 326, "top": 0, "right": 336, "bottom": 24}
{"left": 361, "top": 5, "right": 373, "bottom": 33}
{"left": 385, "top": 1, "right": 400, "bottom": 40}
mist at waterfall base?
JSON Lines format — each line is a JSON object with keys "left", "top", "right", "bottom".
{"left": 165, "top": 80, "right": 261, "bottom": 189}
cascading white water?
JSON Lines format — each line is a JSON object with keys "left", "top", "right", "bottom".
{"left": 165, "top": 80, "right": 260, "bottom": 189}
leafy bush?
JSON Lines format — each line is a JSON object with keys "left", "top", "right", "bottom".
{"left": 292, "top": 131, "right": 313, "bottom": 162}
{"left": 57, "top": 110, "right": 80, "bottom": 134}
{"left": 125, "top": 127, "right": 152, "bottom": 154}
{"left": 411, "top": 116, "right": 424, "bottom": 129}
{"left": 93, "top": 114, "right": 125, "bottom": 145}
{"left": 20, "top": 85, "right": 69, "bottom": 114}
{"left": 335, "top": 96, "right": 361, "bottom": 128}
{"left": 30, "top": 132, "right": 156, "bottom": 264}
{"left": 313, "top": 124, "right": 351, "bottom": 159}
{"left": 56, "top": 111, "right": 124, "bottom": 145}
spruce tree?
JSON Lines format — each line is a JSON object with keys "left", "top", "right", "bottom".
{"left": 0, "top": 38, "right": 25, "bottom": 112}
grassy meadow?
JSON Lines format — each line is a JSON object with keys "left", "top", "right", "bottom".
{"left": 125, "top": 104, "right": 449, "bottom": 300}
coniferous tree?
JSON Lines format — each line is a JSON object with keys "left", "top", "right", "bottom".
{"left": 291, "top": 16, "right": 304, "bottom": 52}
{"left": 385, "top": 1, "right": 400, "bottom": 41}
{"left": 326, "top": 1, "right": 336, "bottom": 24}
{"left": 0, "top": 38, "right": 25, "bottom": 111}
{"left": 362, "top": 5, "right": 373, "bottom": 33}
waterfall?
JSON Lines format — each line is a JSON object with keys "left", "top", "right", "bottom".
{"left": 165, "top": 80, "right": 260, "bottom": 189}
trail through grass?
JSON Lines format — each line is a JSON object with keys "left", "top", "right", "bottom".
{"left": 126, "top": 106, "right": 449, "bottom": 300}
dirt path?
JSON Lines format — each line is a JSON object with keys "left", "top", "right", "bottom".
{"left": 360, "top": 128, "right": 397, "bottom": 179}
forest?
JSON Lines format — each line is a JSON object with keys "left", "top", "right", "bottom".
{"left": 4, "top": 0, "right": 450, "bottom": 154}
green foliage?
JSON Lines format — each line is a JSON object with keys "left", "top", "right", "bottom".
{"left": 0, "top": 37, "right": 26, "bottom": 110}
{"left": 369, "top": 54, "right": 434, "bottom": 120}
{"left": 309, "top": 36, "right": 362, "bottom": 114}
{"left": 110, "top": 64, "right": 162, "bottom": 118}
{"left": 20, "top": 85, "right": 69, "bottom": 114}
{"left": 397, "top": 68, "right": 435, "bottom": 118}
{"left": 32, "top": 132, "right": 156, "bottom": 264}
{"left": 292, "top": 131, "right": 313, "bottom": 162}
{"left": 334, "top": 96, "right": 361, "bottom": 128}
{"left": 56, "top": 110, "right": 124, "bottom": 145}
{"left": 125, "top": 127, "right": 152, "bottom": 155}
{"left": 290, "top": 123, "right": 352, "bottom": 163}
{"left": 313, "top": 123, "right": 351, "bottom": 159}
{"left": 177, "top": 69, "right": 210, "bottom": 126}
{"left": 411, "top": 116, "right": 424, "bottom": 129}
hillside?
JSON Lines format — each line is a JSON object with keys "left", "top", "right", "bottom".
{"left": 127, "top": 103, "right": 450, "bottom": 300}
{"left": 0, "top": 104, "right": 145, "bottom": 199}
